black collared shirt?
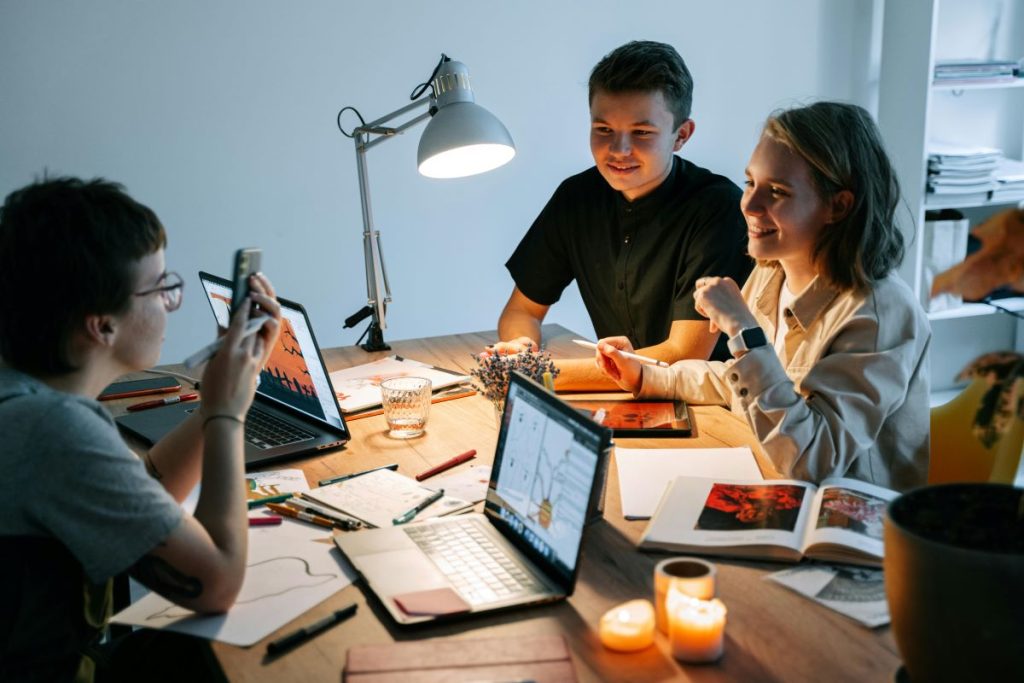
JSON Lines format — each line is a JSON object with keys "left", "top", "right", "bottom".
{"left": 506, "top": 156, "right": 751, "bottom": 357}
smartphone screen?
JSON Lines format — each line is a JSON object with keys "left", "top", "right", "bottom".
{"left": 231, "top": 248, "right": 262, "bottom": 314}
{"left": 98, "top": 376, "right": 181, "bottom": 401}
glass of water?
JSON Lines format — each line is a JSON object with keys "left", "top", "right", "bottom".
{"left": 380, "top": 377, "right": 432, "bottom": 439}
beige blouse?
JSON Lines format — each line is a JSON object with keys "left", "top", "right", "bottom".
{"left": 639, "top": 265, "right": 931, "bottom": 491}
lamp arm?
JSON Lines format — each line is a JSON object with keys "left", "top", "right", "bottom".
{"left": 350, "top": 97, "right": 432, "bottom": 351}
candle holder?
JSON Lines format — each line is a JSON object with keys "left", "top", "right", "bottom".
{"left": 654, "top": 557, "right": 716, "bottom": 635}
{"left": 598, "top": 599, "right": 655, "bottom": 652}
{"left": 667, "top": 586, "right": 727, "bottom": 663}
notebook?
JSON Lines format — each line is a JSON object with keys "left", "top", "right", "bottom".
{"left": 334, "top": 371, "right": 612, "bottom": 625}
{"left": 116, "top": 272, "right": 350, "bottom": 468}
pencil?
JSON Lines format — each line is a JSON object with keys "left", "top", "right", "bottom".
{"left": 572, "top": 339, "right": 670, "bottom": 368}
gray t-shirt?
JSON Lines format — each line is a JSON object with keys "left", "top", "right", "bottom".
{"left": 0, "top": 367, "right": 183, "bottom": 583}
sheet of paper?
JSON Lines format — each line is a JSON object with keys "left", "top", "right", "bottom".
{"left": 305, "top": 468, "right": 473, "bottom": 528}
{"left": 329, "top": 356, "right": 470, "bottom": 412}
{"left": 427, "top": 464, "right": 492, "bottom": 503}
{"left": 245, "top": 468, "right": 309, "bottom": 504}
{"left": 615, "top": 447, "right": 762, "bottom": 519}
{"left": 767, "top": 565, "right": 889, "bottom": 628}
{"left": 111, "top": 519, "right": 354, "bottom": 646}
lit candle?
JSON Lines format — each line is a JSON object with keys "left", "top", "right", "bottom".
{"left": 667, "top": 586, "right": 727, "bottom": 663}
{"left": 598, "top": 599, "right": 655, "bottom": 652}
{"left": 654, "top": 557, "right": 716, "bottom": 635}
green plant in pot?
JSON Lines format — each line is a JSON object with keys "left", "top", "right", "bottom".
{"left": 884, "top": 483, "right": 1024, "bottom": 681}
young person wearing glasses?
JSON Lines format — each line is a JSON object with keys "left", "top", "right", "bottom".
{"left": 594, "top": 103, "right": 930, "bottom": 491}
{"left": 0, "top": 177, "right": 281, "bottom": 681}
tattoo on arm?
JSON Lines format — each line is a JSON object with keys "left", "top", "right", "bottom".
{"left": 130, "top": 554, "right": 203, "bottom": 602}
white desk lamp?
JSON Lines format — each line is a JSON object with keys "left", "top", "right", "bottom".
{"left": 340, "top": 55, "right": 515, "bottom": 350}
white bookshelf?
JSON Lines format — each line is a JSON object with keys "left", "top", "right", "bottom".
{"left": 878, "top": 0, "right": 1024, "bottom": 393}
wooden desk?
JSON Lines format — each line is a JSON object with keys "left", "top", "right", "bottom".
{"left": 157, "top": 324, "right": 901, "bottom": 682}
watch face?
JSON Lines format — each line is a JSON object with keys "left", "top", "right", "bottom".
{"left": 743, "top": 327, "right": 768, "bottom": 349}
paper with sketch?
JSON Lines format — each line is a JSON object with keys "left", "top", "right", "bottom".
{"left": 767, "top": 565, "right": 890, "bottom": 628}
{"left": 329, "top": 355, "right": 470, "bottom": 413}
{"left": 427, "top": 464, "right": 492, "bottom": 504}
{"left": 111, "top": 519, "right": 355, "bottom": 646}
{"left": 245, "top": 468, "right": 309, "bottom": 504}
{"left": 304, "top": 468, "right": 473, "bottom": 528}
{"left": 615, "top": 447, "right": 762, "bottom": 519}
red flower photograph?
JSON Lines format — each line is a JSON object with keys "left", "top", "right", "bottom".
{"left": 695, "top": 483, "right": 806, "bottom": 532}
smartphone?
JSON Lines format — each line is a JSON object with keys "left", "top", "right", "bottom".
{"left": 231, "top": 247, "right": 262, "bottom": 314}
{"left": 98, "top": 376, "right": 181, "bottom": 401}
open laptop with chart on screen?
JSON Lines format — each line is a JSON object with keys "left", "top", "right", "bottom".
{"left": 334, "top": 371, "right": 611, "bottom": 625}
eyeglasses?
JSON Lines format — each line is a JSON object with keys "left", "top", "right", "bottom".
{"left": 134, "top": 271, "right": 184, "bottom": 312}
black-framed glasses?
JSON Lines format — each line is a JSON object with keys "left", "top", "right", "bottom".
{"left": 134, "top": 271, "right": 184, "bottom": 312}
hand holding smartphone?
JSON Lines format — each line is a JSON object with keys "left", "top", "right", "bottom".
{"left": 231, "top": 248, "right": 262, "bottom": 314}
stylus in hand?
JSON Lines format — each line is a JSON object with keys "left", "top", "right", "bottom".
{"left": 184, "top": 316, "right": 267, "bottom": 369}
{"left": 572, "top": 339, "right": 670, "bottom": 368}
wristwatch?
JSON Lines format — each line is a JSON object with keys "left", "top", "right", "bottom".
{"left": 727, "top": 327, "right": 768, "bottom": 357}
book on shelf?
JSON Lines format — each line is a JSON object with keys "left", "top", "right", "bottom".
{"left": 328, "top": 355, "right": 471, "bottom": 413}
{"left": 639, "top": 477, "right": 898, "bottom": 567}
{"left": 923, "top": 209, "right": 969, "bottom": 313}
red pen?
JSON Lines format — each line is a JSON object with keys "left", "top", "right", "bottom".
{"left": 415, "top": 449, "right": 477, "bottom": 481}
{"left": 127, "top": 392, "right": 199, "bottom": 412}
{"left": 248, "top": 515, "right": 283, "bottom": 527}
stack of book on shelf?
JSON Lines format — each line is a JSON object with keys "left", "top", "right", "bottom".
{"left": 926, "top": 142, "right": 1001, "bottom": 206}
{"left": 992, "top": 158, "right": 1024, "bottom": 204}
{"left": 933, "top": 59, "right": 1021, "bottom": 86}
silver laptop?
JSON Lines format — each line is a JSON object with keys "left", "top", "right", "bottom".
{"left": 334, "top": 371, "right": 611, "bottom": 625}
{"left": 116, "top": 272, "right": 350, "bottom": 468}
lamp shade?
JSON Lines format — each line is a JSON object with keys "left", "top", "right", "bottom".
{"left": 416, "top": 60, "right": 515, "bottom": 179}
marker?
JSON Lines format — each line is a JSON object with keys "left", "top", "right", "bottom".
{"left": 184, "top": 315, "right": 268, "bottom": 369}
{"left": 127, "top": 392, "right": 199, "bottom": 412}
{"left": 392, "top": 488, "right": 444, "bottom": 525}
{"left": 266, "top": 603, "right": 358, "bottom": 656}
{"left": 285, "top": 499, "right": 362, "bottom": 530}
{"left": 572, "top": 339, "right": 670, "bottom": 368}
{"left": 247, "top": 493, "right": 293, "bottom": 509}
{"left": 266, "top": 502, "right": 337, "bottom": 529}
{"left": 318, "top": 463, "right": 398, "bottom": 487}
{"left": 248, "top": 515, "right": 283, "bottom": 527}
{"left": 415, "top": 449, "right": 477, "bottom": 481}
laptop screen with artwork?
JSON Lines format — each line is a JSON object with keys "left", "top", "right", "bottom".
{"left": 484, "top": 372, "right": 607, "bottom": 588}
{"left": 199, "top": 273, "right": 345, "bottom": 431}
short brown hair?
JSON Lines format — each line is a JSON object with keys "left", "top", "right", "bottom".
{"left": 0, "top": 177, "right": 167, "bottom": 374}
{"left": 763, "top": 102, "right": 904, "bottom": 290}
{"left": 589, "top": 40, "right": 694, "bottom": 127}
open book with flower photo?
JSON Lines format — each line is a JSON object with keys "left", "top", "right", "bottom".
{"left": 639, "top": 478, "right": 897, "bottom": 567}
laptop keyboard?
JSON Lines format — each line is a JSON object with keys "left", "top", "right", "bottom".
{"left": 245, "top": 407, "right": 315, "bottom": 450}
{"left": 404, "top": 518, "right": 545, "bottom": 605}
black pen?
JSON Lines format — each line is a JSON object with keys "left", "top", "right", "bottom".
{"left": 392, "top": 488, "right": 444, "bottom": 525}
{"left": 266, "top": 603, "right": 358, "bottom": 656}
{"left": 318, "top": 463, "right": 398, "bottom": 487}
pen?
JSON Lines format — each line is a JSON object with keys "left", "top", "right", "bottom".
{"left": 392, "top": 488, "right": 444, "bottom": 525}
{"left": 248, "top": 515, "right": 283, "bottom": 527}
{"left": 318, "top": 463, "right": 398, "bottom": 487}
{"left": 572, "top": 339, "right": 670, "bottom": 368}
{"left": 183, "top": 315, "right": 267, "bottom": 370}
{"left": 266, "top": 502, "right": 338, "bottom": 529}
{"left": 265, "top": 603, "right": 358, "bottom": 656}
{"left": 127, "top": 392, "right": 199, "bottom": 412}
{"left": 285, "top": 499, "right": 362, "bottom": 530}
{"left": 415, "top": 449, "right": 477, "bottom": 481}
{"left": 247, "top": 492, "right": 293, "bottom": 509}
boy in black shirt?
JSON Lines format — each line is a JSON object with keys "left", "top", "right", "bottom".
{"left": 498, "top": 41, "right": 751, "bottom": 390}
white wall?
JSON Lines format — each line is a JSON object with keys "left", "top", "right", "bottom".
{"left": 0, "top": 0, "right": 879, "bottom": 363}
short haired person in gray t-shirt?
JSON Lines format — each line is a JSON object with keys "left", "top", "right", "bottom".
{"left": 0, "top": 177, "right": 281, "bottom": 678}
